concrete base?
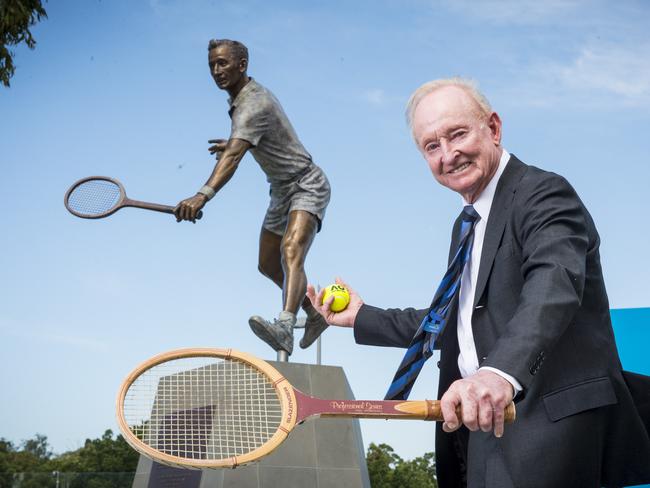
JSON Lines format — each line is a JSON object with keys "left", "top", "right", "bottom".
{"left": 132, "top": 361, "right": 370, "bottom": 488}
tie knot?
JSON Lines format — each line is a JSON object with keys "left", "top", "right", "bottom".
{"left": 462, "top": 205, "right": 480, "bottom": 223}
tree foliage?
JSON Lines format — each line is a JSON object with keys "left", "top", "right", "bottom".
{"left": 0, "top": 0, "right": 47, "bottom": 87}
{"left": 2, "top": 432, "right": 436, "bottom": 487}
{"left": 0, "top": 430, "right": 139, "bottom": 488}
{"left": 366, "top": 442, "right": 438, "bottom": 488}
{"left": 0, "top": 435, "right": 52, "bottom": 488}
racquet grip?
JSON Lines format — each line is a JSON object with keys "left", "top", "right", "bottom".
{"left": 457, "top": 402, "right": 516, "bottom": 423}
{"left": 394, "top": 401, "right": 516, "bottom": 423}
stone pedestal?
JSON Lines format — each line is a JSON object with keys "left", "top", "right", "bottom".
{"left": 131, "top": 361, "right": 370, "bottom": 488}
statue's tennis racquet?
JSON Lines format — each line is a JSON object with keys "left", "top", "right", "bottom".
{"left": 116, "top": 348, "right": 516, "bottom": 469}
{"left": 64, "top": 176, "right": 202, "bottom": 220}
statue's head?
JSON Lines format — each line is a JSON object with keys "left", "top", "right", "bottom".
{"left": 207, "top": 39, "right": 249, "bottom": 92}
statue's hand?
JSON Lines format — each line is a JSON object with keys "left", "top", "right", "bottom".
{"left": 174, "top": 194, "right": 207, "bottom": 223}
{"left": 208, "top": 138, "right": 227, "bottom": 159}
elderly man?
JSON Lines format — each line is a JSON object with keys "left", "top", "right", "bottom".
{"left": 175, "top": 39, "right": 331, "bottom": 355}
{"left": 308, "top": 78, "right": 650, "bottom": 487}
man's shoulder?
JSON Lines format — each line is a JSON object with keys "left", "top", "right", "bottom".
{"left": 509, "top": 155, "right": 573, "bottom": 191}
{"left": 506, "top": 156, "right": 582, "bottom": 216}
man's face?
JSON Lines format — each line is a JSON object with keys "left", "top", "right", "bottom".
{"left": 208, "top": 45, "right": 246, "bottom": 91}
{"left": 412, "top": 86, "right": 502, "bottom": 203}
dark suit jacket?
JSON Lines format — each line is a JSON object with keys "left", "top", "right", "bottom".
{"left": 354, "top": 156, "right": 650, "bottom": 488}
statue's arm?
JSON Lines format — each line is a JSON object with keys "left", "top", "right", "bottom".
{"left": 174, "top": 137, "right": 252, "bottom": 222}
{"left": 204, "top": 137, "right": 252, "bottom": 193}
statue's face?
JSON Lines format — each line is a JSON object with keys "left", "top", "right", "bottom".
{"left": 208, "top": 45, "right": 246, "bottom": 91}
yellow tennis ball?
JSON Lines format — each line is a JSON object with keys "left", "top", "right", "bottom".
{"left": 322, "top": 284, "right": 350, "bottom": 312}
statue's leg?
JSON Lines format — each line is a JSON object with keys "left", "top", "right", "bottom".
{"left": 257, "top": 227, "right": 284, "bottom": 287}
{"left": 279, "top": 210, "right": 318, "bottom": 315}
{"left": 258, "top": 221, "right": 317, "bottom": 314}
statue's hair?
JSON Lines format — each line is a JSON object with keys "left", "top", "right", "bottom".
{"left": 207, "top": 39, "right": 249, "bottom": 63}
{"left": 405, "top": 77, "right": 492, "bottom": 132}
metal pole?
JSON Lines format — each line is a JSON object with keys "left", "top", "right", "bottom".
{"left": 316, "top": 284, "right": 322, "bottom": 365}
{"left": 317, "top": 335, "right": 321, "bottom": 365}
{"left": 277, "top": 350, "right": 288, "bottom": 362}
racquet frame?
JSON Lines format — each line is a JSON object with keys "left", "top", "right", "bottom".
{"left": 65, "top": 176, "right": 201, "bottom": 219}
{"left": 116, "top": 347, "right": 516, "bottom": 469}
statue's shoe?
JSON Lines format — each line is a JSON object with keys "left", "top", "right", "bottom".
{"left": 248, "top": 315, "right": 294, "bottom": 355}
{"left": 300, "top": 314, "right": 329, "bottom": 349}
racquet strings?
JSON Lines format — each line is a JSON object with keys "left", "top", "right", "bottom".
{"left": 67, "top": 179, "right": 122, "bottom": 217}
{"left": 122, "top": 356, "right": 283, "bottom": 461}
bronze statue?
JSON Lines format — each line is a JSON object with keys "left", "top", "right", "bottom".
{"left": 174, "top": 39, "right": 331, "bottom": 355}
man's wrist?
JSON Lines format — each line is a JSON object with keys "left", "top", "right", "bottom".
{"left": 479, "top": 366, "right": 522, "bottom": 397}
{"left": 197, "top": 185, "right": 216, "bottom": 201}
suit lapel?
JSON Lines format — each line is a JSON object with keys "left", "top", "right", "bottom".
{"left": 473, "top": 155, "right": 527, "bottom": 308}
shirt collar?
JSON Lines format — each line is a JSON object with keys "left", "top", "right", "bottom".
{"left": 462, "top": 148, "right": 510, "bottom": 222}
{"left": 228, "top": 77, "right": 256, "bottom": 108}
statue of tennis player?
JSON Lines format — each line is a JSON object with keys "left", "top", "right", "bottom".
{"left": 174, "top": 39, "right": 331, "bottom": 355}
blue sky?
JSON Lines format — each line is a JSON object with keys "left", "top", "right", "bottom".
{"left": 2, "top": 0, "right": 650, "bottom": 461}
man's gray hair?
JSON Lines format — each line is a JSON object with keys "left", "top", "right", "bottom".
{"left": 405, "top": 77, "right": 492, "bottom": 131}
{"left": 208, "top": 39, "right": 249, "bottom": 63}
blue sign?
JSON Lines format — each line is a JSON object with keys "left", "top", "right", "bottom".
{"left": 611, "top": 307, "right": 650, "bottom": 488}
{"left": 611, "top": 308, "right": 650, "bottom": 375}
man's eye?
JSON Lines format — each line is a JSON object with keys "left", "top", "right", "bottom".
{"left": 451, "top": 130, "right": 467, "bottom": 140}
{"left": 425, "top": 143, "right": 439, "bottom": 153}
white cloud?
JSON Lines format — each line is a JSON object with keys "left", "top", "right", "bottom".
{"left": 441, "top": 0, "right": 585, "bottom": 25}
{"left": 519, "top": 43, "right": 650, "bottom": 108}
{"left": 363, "top": 88, "right": 388, "bottom": 106}
{"left": 555, "top": 45, "right": 650, "bottom": 101}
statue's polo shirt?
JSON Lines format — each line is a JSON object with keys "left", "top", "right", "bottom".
{"left": 229, "top": 79, "right": 315, "bottom": 188}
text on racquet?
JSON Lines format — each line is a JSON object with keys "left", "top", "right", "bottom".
{"left": 116, "top": 348, "right": 516, "bottom": 469}
{"left": 64, "top": 176, "right": 202, "bottom": 220}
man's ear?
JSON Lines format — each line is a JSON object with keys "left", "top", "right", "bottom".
{"left": 488, "top": 112, "right": 502, "bottom": 145}
{"left": 239, "top": 58, "right": 248, "bottom": 73}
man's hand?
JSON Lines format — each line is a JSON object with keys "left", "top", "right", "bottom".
{"left": 208, "top": 138, "right": 227, "bottom": 159}
{"left": 174, "top": 194, "right": 207, "bottom": 223}
{"left": 306, "top": 278, "right": 363, "bottom": 328}
{"left": 440, "top": 369, "right": 514, "bottom": 438}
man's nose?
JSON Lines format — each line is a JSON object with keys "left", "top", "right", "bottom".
{"left": 440, "top": 139, "right": 457, "bottom": 164}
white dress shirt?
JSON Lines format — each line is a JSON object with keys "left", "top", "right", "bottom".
{"left": 457, "top": 148, "right": 523, "bottom": 394}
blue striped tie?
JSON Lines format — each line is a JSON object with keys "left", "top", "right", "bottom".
{"left": 385, "top": 205, "right": 480, "bottom": 401}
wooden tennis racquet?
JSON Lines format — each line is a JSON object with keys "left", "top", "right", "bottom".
{"left": 116, "top": 348, "right": 516, "bottom": 469}
{"left": 64, "top": 176, "right": 202, "bottom": 220}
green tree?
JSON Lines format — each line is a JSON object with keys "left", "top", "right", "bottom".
{"left": 1, "top": 430, "right": 139, "bottom": 488}
{"left": 0, "top": 439, "right": 17, "bottom": 488}
{"left": 0, "top": 0, "right": 48, "bottom": 87}
{"left": 0, "top": 434, "right": 54, "bottom": 488}
{"left": 49, "top": 430, "right": 139, "bottom": 488}
{"left": 366, "top": 442, "right": 437, "bottom": 488}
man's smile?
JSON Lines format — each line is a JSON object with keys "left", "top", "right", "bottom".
{"left": 448, "top": 162, "right": 472, "bottom": 174}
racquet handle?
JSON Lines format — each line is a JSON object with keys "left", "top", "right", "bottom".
{"left": 294, "top": 390, "right": 516, "bottom": 423}
{"left": 395, "top": 400, "right": 516, "bottom": 423}
{"left": 124, "top": 199, "right": 203, "bottom": 220}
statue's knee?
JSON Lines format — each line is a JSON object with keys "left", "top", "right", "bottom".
{"left": 281, "top": 239, "right": 299, "bottom": 265}
{"left": 283, "top": 238, "right": 309, "bottom": 268}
